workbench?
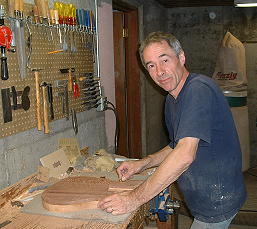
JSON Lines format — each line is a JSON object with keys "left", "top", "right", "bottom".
{"left": 0, "top": 173, "right": 149, "bottom": 229}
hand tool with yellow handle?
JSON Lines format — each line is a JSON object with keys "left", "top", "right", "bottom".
{"left": 34, "top": 0, "right": 42, "bottom": 23}
{"left": 68, "top": 4, "right": 77, "bottom": 52}
{"left": 49, "top": 9, "right": 55, "bottom": 25}
{"left": 54, "top": 1, "right": 64, "bottom": 24}
{"left": 40, "top": 82, "right": 49, "bottom": 134}
{"left": 32, "top": 5, "right": 39, "bottom": 24}
{"left": 34, "top": 0, "right": 49, "bottom": 39}
{"left": 54, "top": 9, "right": 62, "bottom": 45}
{"left": 60, "top": 68, "right": 74, "bottom": 92}
{"left": 47, "top": 9, "right": 62, "bottom": 54}
{"left": 19, "top": 0, "right": 24, "bottom": 16}
{"left": 68, "top": 68, "right": 73, "bottom": 92}
{"left": 32, "top": 69, "right": 43, "bottom": 131}
{"left": 37, "top": 0, "right": 47, "bottom": 21}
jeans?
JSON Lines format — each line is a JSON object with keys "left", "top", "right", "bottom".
{"left": 190, "top": 214, "right": 236, "bottom": 229}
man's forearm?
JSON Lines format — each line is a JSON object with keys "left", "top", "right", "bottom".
{"left": 132, "top": 137, "right": 199, "bottom": 206}
{"left": 140, "top": 145, "right": 173, "bottom": 170}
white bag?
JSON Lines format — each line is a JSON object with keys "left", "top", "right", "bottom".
{"left": 213, "top": 31, "right": 247, "bottom": 91}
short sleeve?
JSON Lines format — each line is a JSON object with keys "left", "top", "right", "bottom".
{"left": 175, "top": 82, "right": 213, "bottom": 144}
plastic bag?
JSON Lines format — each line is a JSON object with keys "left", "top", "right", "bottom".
{"left": 213, "top": 31, "right": 247, "bottom": 91}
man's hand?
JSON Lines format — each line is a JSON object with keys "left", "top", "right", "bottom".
{"left": 97, "top": 191, "right": 140, "bottom": 215}
{"left": 117, "top": 159, "right": 149, "bottom": 181}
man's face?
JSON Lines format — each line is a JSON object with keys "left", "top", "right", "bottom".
{"left": 143, "top": 40, "right": 186, "bottom": 95}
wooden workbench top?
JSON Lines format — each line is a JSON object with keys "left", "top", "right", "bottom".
{"left": 0, "top": 172, "right": 148, "bottom": 229}
{"left": 0, "top": 205, "right": 145, "bottom": 229}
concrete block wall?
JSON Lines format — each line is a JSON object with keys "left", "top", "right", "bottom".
{"left": 141, "top": 0, "right": 170, "bottom": 155}
{"left": 0, "top": 110, "right": 107, "bottom": 189}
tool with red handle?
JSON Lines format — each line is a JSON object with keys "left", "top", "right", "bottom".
{"left": 0, "top": 5, "right": 13, "bottom": 80}
{"left": 73, "top": 80, "right": 80, "bottom": 98}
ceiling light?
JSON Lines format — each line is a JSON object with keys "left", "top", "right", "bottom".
{"left": 234, "top": 0, "right": 257, "bottom": 7}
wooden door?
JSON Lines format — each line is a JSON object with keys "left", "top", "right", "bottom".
{"left": 113, "top": 8, "right": 141, "bottom": 159}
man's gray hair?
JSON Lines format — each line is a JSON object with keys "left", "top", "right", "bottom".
{"left": 139, "top": 31, "right": 183, "bottom": 68}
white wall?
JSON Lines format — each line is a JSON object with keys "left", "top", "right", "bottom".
{"left": 98, "top": 1, "right": 116, "bottom": 151}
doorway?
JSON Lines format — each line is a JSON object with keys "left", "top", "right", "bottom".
{"left": 112, "top": 3, "right": 142, "bottom": 159}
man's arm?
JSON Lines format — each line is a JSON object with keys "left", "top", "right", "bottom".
{"left": 143, "top": 145, "right": 174, "bottom": 168}
{"left": 133, "top": 137, "right": 199, "bottom": 205}
{"left": 98, "top": 137, "right": 199, "bottom": 215}
{"left": 117, "top": 145, "right": 173, "bottom": 181}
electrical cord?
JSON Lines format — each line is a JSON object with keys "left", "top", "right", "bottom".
{"left": 106, "top": 101, "right": 119, "bottom": 154}
{"left": 107, "top": 100, "right": 115, "bottom": 110}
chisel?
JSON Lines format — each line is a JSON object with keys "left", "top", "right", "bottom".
{"left": 32, "top": 5, "right": 39, "bottom": 24}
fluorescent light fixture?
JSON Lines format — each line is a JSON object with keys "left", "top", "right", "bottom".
{"left": 234, "top": 0, "right": 257, "bottom": 7}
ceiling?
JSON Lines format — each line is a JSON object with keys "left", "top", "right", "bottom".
{"left": 154, "top": 0, "right": 234, "bottom": 8}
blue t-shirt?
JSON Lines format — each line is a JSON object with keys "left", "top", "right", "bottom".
{"left": 165, "top": 73, "right": 246, "bottom": 223}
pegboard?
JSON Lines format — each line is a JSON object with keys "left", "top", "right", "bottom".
{"left": 0, "top": 1, "right": 99, "bottom": 138}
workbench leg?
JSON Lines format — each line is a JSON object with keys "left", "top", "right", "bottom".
{"left": 156, "top": 213, "right": 178, "bottom": 229}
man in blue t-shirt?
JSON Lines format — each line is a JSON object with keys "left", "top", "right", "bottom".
{"left": 98, "top": 31, "right": 246, "bottom": 229}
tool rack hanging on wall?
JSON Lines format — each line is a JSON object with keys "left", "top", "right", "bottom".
{"left": 0, "top": 0, "right": 101, "bottom": 138}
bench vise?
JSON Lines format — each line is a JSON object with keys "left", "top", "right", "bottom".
{"left": 149, "top": 187, "right": 180, "bottom": 222}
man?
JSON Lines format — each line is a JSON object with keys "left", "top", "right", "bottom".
{"left": 98, "top": 31, "right": 246, "bottom": 229}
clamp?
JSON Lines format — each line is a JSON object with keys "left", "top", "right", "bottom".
{"left": 149, "top": 187, "right": 180, "bottom": 222}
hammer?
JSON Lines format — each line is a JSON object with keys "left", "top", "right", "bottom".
{"left": 40, "top": 82, "right": 49, "bottom": 134}
{"left": 32, "top": 68, "right": 43, "bottom": 131}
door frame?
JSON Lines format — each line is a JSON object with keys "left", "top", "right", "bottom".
{"left": 113, "top": 1, "right": 142, "bottom": 159}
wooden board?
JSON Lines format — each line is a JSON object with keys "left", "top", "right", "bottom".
{"left": 42, "top": 176, "right": 143, "bottom": 213}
